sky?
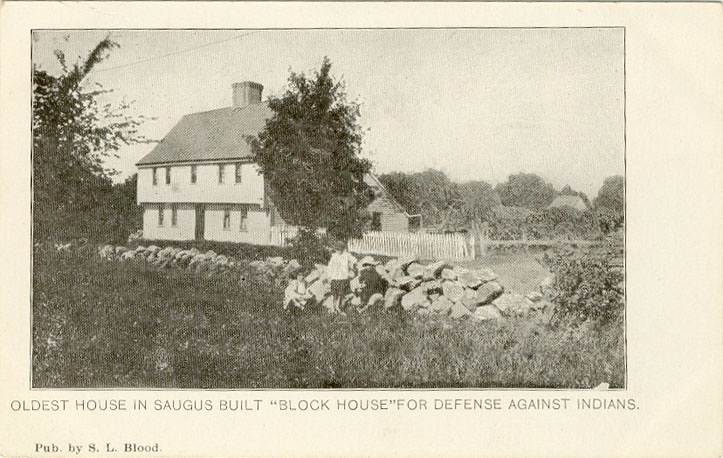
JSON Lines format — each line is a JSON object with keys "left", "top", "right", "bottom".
{"left": 32, "top": 28, "right": 624, "bottom": 197}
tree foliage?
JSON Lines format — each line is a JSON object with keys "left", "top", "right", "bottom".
{"left": 543, "top": 245, "right": 624, "bottom": 326}
{"left": 250, "top": 57, "right": 372, "bottom": 240}
{"left": 594, "top": 175, "right": 624, "bottom": 214}
{"left": 495, "top": 172, "right": 556, "bottom": 210}
{"left": 33, "top": 37, "right": 149, "bottom": 242}
{"left": 593, "top": 175, "right": 625, "bottom": 234}
{"left": 379, "top": 169, "right": 464, "bottom": 230}
{"left": 457, "top": 180, "right": 501, "bottom": 225}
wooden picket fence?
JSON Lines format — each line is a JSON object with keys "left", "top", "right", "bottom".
{"left": 268, "top": 226, "right": 326, "bottom": 247}
{"left": 269, "top": 226, "right": 299, "bottom": 247}
{"left": 348, "top": 231, "right": 472, "bottom": 260}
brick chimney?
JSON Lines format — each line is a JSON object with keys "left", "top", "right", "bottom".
{"left": 232, "top": 81, "right": 263, "bottom": 107}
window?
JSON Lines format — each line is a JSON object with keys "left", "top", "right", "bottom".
{"left": 190, "top": 165, "right": 197, "bottom": 184}
{"left": 239, "top": 208, "right": 248, "bottom": 231}
{"left": 152, "top": 168, "right": 158, "bottom": 186}
{"left": 165, "top": 167, "right": 171, "bottom": 185}
{"left": 235, "top": 163, "right": 243, "bottom": 184}
{"left": 157, "top": 206, "right": 164, "bottom": 226}
{"left": 371, "top": 211, "right": 382, "bottom": 231}
{"left": 223, "top": 208, "right": 231, "bottom": 230}
{"left": 218, "top": 164, "right": 225, "bottom": 184}
{"left": 171, "top": 204, "right": 178, "bottom": 227}
{"left": 269, "top": 206, "right": 276, "bottom": 227}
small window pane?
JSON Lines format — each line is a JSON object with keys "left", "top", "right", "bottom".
{"left": 223, "top": 209, "right": 230, "bottom": 229}
{"left": 191, "top": 165, "right": 197, "bottom": 184}
{"left": 165, "top": 167, "right": 171, "bottom": 185}
{"left": 239, "top": 208, "right": 248, "bottom": 231}
{"left": 152, "top": 168, "right": 157, "bottom": 186}
{"left": 235, "top": 163, "right": 242, "bottom": 183}
{"left": 371, "top": 212, "right": 382, "bottom": 231}
{"left": 158, "top": 207, "right": 164, "bottom": 226}
{"left": 218, "top": 165, "right": 224, "bottom": 184}
{"left": 171, "top": 205, "right": 177, "bottom": 226}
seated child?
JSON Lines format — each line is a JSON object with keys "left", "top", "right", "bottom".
{"left": 284, "top": 272, "right": 312, "bottom": 312}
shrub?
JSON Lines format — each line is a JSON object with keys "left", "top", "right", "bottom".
{"left": 285, "top": 228, "right": 332, "bottom": 266}
{"left": 543, "top": 245, "right": 624, "bottom": 326}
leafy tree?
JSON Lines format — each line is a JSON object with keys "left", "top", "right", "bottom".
{"left": 379, "top": 169, "right": 461, "bottom": 230}
{"left": 593, "top": 175, "right": 625, "bottom": 234}
{"left": 495, "top": 172, "right": 556, "bottom": 210}
{"left": 594, "top": 175, "right": 624, "bottom": 214}
{"left": 250, "top": 57, "right": 372, "bottom": 240}
{"left": 457, "top": 180, "right": 501, "bottom": 224}
{"left": 100, "top": 174, "right": 144, "bottom": 244}
{"left": 33, "top": 36, "right": 149, "bottom": 242}
{"left": 376, "top": 172, "right": 420, "bottom": 216}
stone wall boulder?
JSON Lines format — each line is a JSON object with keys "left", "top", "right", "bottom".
{"left": 441, "top": 268, "right": 457, "bottom": 281}
{"left": 430, "top": 295, "right": 453, "bottom": 315}
{"left": 384, "top": 288, "right": 405, "bottom": 309}
{"left": 458, "top": 271, "right": 483, "bottom": 289}
{"left": 479, "top": 281, "right": 504, "bottom": 302}
{"left": 406, "top": 263, "right": 425, "bottom": 279}
{"left": 423, "top": 260, "right": 448, "bottom": 281}
{"left": 460, "top": 283, "right": 501, "bottom": 311}
{"left": 421, "top": 280, "right": 442, "bottom": 294}
{"left": 449, "top": 301, "right": 472, "bottom": 319}
{"left": 442, "top": 281, "right": 465, "bottom": 302}
{"left": 396, "top": 276, "right": 421, "bottom": 291}
{"left": 492, "top": 293, "right": 531, "bottom": 317}
{"left": 473, "top": 305, "right": 502, "bottom": 321}
{"left": 401, "top": 286, "right": 429, "bottom": 311}
{"left": 119, "top": 250, "right": 136, "bottom": 261}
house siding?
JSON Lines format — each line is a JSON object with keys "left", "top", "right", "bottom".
{"left": 367, "top": 194, "right": 409, "bottom": 232}
{"left": 203, "top": 204, "right": 272, "bottom": 244}
{"left": 137, "top": 162, "right": 264, "bottom": 206}
{"left": 142, "top": 203, "right": 196, "bottom": 241}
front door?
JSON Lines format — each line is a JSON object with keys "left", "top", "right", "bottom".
{"left": 194, "top": 204, "right": 205, "bottom": 241}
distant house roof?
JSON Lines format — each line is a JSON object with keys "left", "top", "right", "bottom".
{"left": 136, "top": 103, "right": 272, "bottom": 166}
{"left": 548, "top": 195, "right": 588, "bottom": 211}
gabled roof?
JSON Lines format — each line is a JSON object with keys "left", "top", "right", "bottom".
{"left": 548, "top": 195, "right": 588, "bottom": 211}
{"left": 136, "top": 102, "right": 272, "bottom": 166}
{"left": 364, "top": 173, "right": 416, "bottom": 217}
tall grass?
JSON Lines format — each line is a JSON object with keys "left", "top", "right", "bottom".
{"left": 33, "top": 246, "right": 624, "bottom": 388}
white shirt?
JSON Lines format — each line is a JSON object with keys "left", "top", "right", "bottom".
{"left": 327, "top": 251, "right": 357, "bottom": 280}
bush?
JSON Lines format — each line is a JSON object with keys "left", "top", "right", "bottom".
{"left": 525, "top": 207, "right": 598, "bottom": 240}
{"left": 285, "top": 228, "right": 332, "bottom": 266}
{"left": 543, "top": 245, "right": 624, "bottom": 326}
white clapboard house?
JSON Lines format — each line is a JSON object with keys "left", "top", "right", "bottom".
{"left": 136, "top": 81, "right": 414, "bottom": 243}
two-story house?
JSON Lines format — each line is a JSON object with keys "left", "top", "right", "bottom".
{"left": 136, "top": 81, "right": 413, "bottom": 243}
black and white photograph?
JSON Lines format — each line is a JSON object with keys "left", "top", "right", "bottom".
{"left": 32, "top": 28, "right": 626, "bottom": 389}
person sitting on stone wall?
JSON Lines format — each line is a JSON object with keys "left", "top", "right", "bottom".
{"left": 284, "top": 272, "right": 312, "bottom": 313}
{"left": 356, "top": 256, "right": 388, "bottom": 312}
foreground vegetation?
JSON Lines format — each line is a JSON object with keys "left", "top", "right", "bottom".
{"left": 33, "top": 245, "right": 624, "bottom": 389}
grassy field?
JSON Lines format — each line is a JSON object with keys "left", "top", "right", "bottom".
{"left": 32, "top": 246, "right": 624, "bottom": 389}
{"left": 455, "top": 249, "right": 552, "bottom": 294}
